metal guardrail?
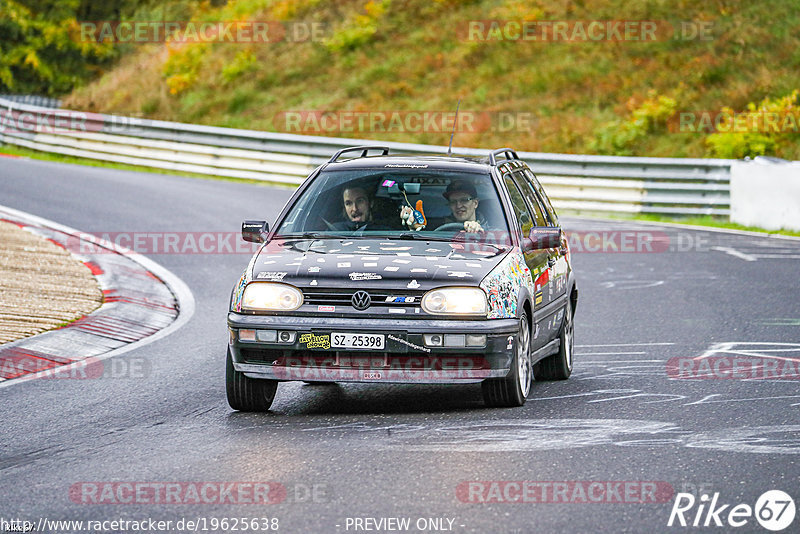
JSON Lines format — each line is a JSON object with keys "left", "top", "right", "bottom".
{"left": 0, "top": 94, "right": 61, "bottom": 109}
{"left": 0, "top": 97, "right": 735, "bottom": 215}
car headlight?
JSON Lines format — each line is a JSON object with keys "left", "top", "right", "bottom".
{"left": 421, "top": 287, "right": 487, "bottom": 316}
{"left": 241, "top": 282, "right": 303, "bottom": 311}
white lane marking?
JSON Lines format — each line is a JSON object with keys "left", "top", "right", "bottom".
{"left": 686, "top": 425, "right": 800, "bottom": 454}
{"left": 576, "top": 343, "right": 674, "bottom": 347}
{"left": 711, "top": 246, "right": 758, "bottom": 261}
{"left": 0, "top": 204, "right": 196, "bottom": 390}
{"left": 568, "top": 215, "right": 800, "bottom": 242}
{"left": 589, "top": 393, "right": 686, "bottom": 404}
{"left": 576, "top": 362, "right": 667, "bottom": 369}
{"left": 749, "top": 254, "right": 800, "bottom": 259}
{"left": 601, "top": 280, "right": 665, "bottom": 289}
{"left": 703, "top": 350, "right": 800, "bottom": 363}
{"left": 576, "top": 352, "right": 648, "bottom": 355}
{"left": 683, "top": 395, "right": 800, "bottom": 405}
{"left": 683, "top": 394, "right": 723, "bottom": 405}
{"left": 695, "top": 341, "right": 800, "bottom": 360}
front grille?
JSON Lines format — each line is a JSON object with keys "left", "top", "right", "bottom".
{"left": 274, "top": 353, "right": 489, "bottom": 369}
{"left": 240, "top": 347, "right": 283, "bottom": 363}
{"left": 302, "top": 289, "right": 423, "bottom": 308}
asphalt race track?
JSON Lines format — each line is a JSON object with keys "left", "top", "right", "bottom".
{"left": 1, "top": 157, "right": 799, "bottom": 533}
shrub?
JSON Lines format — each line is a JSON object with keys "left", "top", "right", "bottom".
{"left": 221, "top": 49, "right": 258, "bottom": 85}
{"left": 590, "top": 91, "right": 677, "bottom": 155}
{"left": 163, "top": 43, "right": 209, "bottom": 95}
{"left": 323, "top": 0, "right": 390, "bottom": 53}
{"left": 0, "top": 0, "right": 116, "bottom": 95}
{"left": 705, "top": 90, "right": 799, "bottom": 159}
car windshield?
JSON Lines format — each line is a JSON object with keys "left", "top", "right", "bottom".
{"left": 275, "top": 168, "right": 512, "bottom": 245}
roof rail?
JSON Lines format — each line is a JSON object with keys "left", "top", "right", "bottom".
{"left": 488, "top": 148, "right": 519, "bottom": 166}
{"left": 328, "top": 145, "right": 390, "bottom": 163}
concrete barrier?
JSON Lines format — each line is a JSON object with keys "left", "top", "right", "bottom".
{"left": 731, "top": 158, "right": 800, "bottom": 231}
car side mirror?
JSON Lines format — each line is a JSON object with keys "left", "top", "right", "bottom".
{"left": 242, "top": 220, "right": 268, "bottom": 243}
{"left": 523, "top": 227, "right": 561, "bottom": 251}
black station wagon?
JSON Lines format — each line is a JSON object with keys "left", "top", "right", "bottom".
{"left": 227, "top": 146, "right": 577, "bottom": 410}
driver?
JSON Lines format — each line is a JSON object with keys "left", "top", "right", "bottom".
{"left": 442, "top": 180, "right": 487, "bottom": 233}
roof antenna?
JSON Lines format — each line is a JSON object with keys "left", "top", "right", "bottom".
{"left": 446, "top": 99, "right": 461, "bottom": 156}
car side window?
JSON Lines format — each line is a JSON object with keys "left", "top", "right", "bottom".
{"left": 512, "top": 171, "right": 548, "bottom": 227}
{"left": 523, "top": 169, "right": 559, "bottom": 226}
{"left": 502, "top": 174, "right": 534, "bottom": 239}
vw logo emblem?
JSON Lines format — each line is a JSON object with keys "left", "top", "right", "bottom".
{"left": 351, "top": 290, "right": 371, "bottom": 310}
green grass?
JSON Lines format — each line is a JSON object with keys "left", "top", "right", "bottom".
{"left": 633, "top": 214, "right": 800, "bottom": 237}
{"left": 0, "top": 144, "right": 297, "bottom": 189}
{"left": 62, "top": 0, "right": 799, "bottom": 160}
{"left": 586, "top": 212, "right": 800, "bottom": 238}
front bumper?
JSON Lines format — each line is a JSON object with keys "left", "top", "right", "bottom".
{"left": 227, "top": 313, "right": 519, "bottom": 384}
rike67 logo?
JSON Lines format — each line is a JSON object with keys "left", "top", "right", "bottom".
{"left": 668, "top": 490, "right": 795, "bottom": 531}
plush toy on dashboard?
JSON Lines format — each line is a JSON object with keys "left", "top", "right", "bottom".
{"left": 400, "top": 199, "right": 426, "bottom": 231}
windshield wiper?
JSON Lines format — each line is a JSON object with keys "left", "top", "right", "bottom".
{"left": 277, "top": 232, "right": 353, "bottom": 240}
{"left": 395, "top": 232, "right": 452, "bottom": 241}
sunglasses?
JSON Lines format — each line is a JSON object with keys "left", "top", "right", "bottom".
{"left": 447, "top": 196, "right": 476, "bottom": 206}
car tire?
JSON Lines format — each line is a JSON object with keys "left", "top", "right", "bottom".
{"left": 533, "top": 298, "right": 573, "bottom": 381}
{"left": 482, "top": 312, "right": 531, "bottom": 407}
{"left": 226, "top": 348, "right": 278, "bottom": 411}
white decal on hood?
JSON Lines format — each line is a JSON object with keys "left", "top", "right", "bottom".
{"left": 349, "top": 272, "right": 382, "bottom": 281}
{"left": 257, "top": 271, "right": 287, "bottom": 280}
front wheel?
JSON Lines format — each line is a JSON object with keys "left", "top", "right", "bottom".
{"left": 482, "top": 312, "right": 531, "bottom": 407}
{"left": 533, "top": 298, "right": 574, "bottom": 380}
{"left": 226, "top": 348, "right": 278, "bottom": 411}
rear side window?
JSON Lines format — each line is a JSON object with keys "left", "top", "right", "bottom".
{"left": 502, "top": 175, "right": 534, "bottom": 239}
{"left": 512, "top": 171, "right": 548, "bottom": 227}
{"left": 523, "top": 169, "right": 559, "bottom": 226}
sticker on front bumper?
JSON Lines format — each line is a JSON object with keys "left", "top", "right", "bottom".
{"left": 299, "top": 333, "right": 331, "bottom": 349}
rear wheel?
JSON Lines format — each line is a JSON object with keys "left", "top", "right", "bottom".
{"left": 533, "top": 299, "right": 573, "bottom": 380}
{"left": 482, "top": 312, "right": 531, "bottom": 407}
{"left": 226, "top": 348, "right": 278, "bottom": 411}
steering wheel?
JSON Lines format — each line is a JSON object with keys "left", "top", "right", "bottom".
{"left": 321, "top": 217, "right": 338, "bottom": 231}
{"left": 433, "top": 222, "right": 468, "bottom": 232}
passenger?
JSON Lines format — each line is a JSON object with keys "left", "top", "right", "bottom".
{"left": 332, "top": 185, "right": 390, "bottom": 231}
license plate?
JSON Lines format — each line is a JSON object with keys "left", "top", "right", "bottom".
{"left": 331, "top": 332, "right": 385, "bottom": 350}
